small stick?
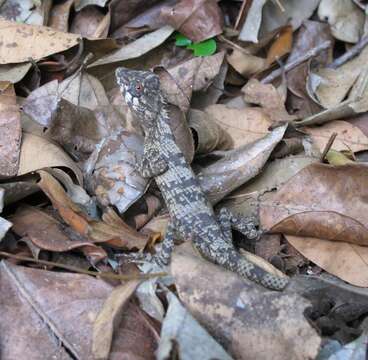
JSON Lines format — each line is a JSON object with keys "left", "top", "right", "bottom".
{"left": 273, "top": 0, "right": 285, "bottom": 12}
{"left": 327, "top": 35, "right": 368, "bottom": 69}
{"left": 234, "top": 0, "right": 249, "bottom": 30}
{"left": 320, "top": 132, "right": 338, "bottom": 161}
{"left": 261, "top": 40, "right": 332, "bottom": 84}
{"left": 0, "top": 251, "right": 167, "bottom": 281}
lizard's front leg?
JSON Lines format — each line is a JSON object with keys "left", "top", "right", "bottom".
{"left": 138, "top": 126, "right": 168, "bottom": 178}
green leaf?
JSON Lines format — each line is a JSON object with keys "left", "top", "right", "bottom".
{"left": 187, "top": 38, "right": 217, "bottom": 57}
{"left": 175, "top": 33, "right": 192, "bottom": 47}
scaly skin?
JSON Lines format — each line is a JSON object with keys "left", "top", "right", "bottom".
{"left": 116, "top": 67, "right": 288, "bottom": 290}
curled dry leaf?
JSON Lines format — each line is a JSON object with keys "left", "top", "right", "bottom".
{"left": 187, "top": 108, "right": 233, "bottom": 154}
{"left": 160, "top": 0, "right": 223, "bottom": 42}
{"left": 48, "top": 0, "right": 74, "bottom": 32}
{"left": 11, "top": 206, "right": 107, "bottom": 263}
{"left": 205, "top": 104, "right": 272, "bottom": 148}
{"left": 0, "top": 83, "right": 21, "bottom": 177}
{"left": 318, "top": 0, "right": 364, "bottom": 43}
{"left": 0, "top": 19, "right": 80, "bottom": 64}
{"left": 171, "top": 243, "right": 321, "bottom": 360}
{"left": 260, "top": 163, "right": 368, "bottom": 245}
{"left": 158, "top": 52, "right": 225, "bottom": 112}
{"left": 303, "top": 120, "right": 368, "bottom": 153}
{"left": 18, "top": 132, "right": 83, "bottom": 185}
{"left": 90, "top": 130, "right": 149, "bottom": 214}
{"left": 92, "top": 280, "right": 141, "bottom": 360}
{"left": 266, "top": 25, "right": 293, "bottom": 65}
{"left": 37, "top": 170, "right": 149, "bottom": 250}
{"left": 0, "top": 63, "right": 32, "bottom": 84}
{"left": 198, "top": 124, "right": 287, "bottom": 204}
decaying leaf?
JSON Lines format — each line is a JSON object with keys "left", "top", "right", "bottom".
{"left": 171, "top": 243, "right": 321, "bottom": 360}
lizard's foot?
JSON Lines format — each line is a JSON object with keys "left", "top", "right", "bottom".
{"left": 217, "top": 207, "right": 261, "bottom": 241}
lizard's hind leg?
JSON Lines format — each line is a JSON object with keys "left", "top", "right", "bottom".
{"left": 217, "top": 208, "right": 261, "bottom": 241}
{"left": 151, "top": 221, "right": 176, "bottom": 267}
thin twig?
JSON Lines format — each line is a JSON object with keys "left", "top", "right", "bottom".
{"left": 234, "top": 0, "right": 249, "bottom": 30}
{"left": 273, "top": 0, "right": 285, "bottom": 12}
{"left": 261, "top": 40, "right": 332, "bottom": 84}
{"left": 0, "top": 251, "right": 167, "bottom": 280}
{"left": 327, "top": 35, "right": 368, "bottom": 69}
{"left": 320, "top": 132, "right": 338, "bottom": 161}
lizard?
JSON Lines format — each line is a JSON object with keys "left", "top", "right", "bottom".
{"left": 116, "top": 67, "right": 289, "bottom": 291}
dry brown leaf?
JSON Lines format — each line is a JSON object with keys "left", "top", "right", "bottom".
{"left": 266, "top": 26, "right": 293, "bottom": 65}
{"left": 160, "top": 0, "right": 223, "bottom": 42}
{"left": 205, "top": 104, "right": 272, "bottom": 148}
{"left": 286, "top": 235, "right": 368, "bottom": 287}
{"left": 11, "top": 206, "right": 107, "bottom": 263}
{"left": 304, "top": 120, "right": 368, "bottom": 153}
{"left": 242, "top": 79, "right": 296, "bottom": 122}
{"left": 93, "top": 280, "right": 141, "bottom": 360}
{"left": 0, "top": 18, "right": 80, "bottom": 64}
{"left": 260, "top": 163, "right": 368, "bottom": 245}
{"left": 37, "top": 170, "right": 149, "bottom": 250}
{"left": 0, "top": 82, "right": 21, "bottom": 177}
{"left": 171, "top": 243, "right": 321, "bottom": 360}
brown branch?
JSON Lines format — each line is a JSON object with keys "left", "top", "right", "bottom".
{"left": 320, "top": 132, "right": 338, "bottom": 161}
{"left": 261, "top": 40, "right": 332, "bottom": 84}
{"left": 0, "top": 251, "right": 167, "bottom": 280}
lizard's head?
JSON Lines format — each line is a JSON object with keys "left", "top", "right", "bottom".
{"left": 115, "top": 67, "right": 162, "bottom": 122}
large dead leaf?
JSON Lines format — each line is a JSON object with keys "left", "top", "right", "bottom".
{"left": 286, "top": 235, "right": 368, "bottom": 287}
{"left": 205, "top": 104, "right": 272, "bottom": 148}
{"left": 304, "top": 120, "right": 368, "bottom": 153}
{"left": 0, "top": 18, "right": 80, "bottom": 64}
{"left": 260, "top": 163, "right": 368, "bottom": 245}
{"left": 171, "top": 243, "right": 321, "bottom": 360}
{"left": 0, "top": 83, "right": 21, "bottom": 177}
{"left": 160, "top": 0, "right": 223, "bottom": 42}
{"left": 0, "top": 261, "right": 158, "bottom": 359}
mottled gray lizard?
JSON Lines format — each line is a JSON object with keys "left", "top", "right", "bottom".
{"left": 116, "top": 67, "right": 288, "bottom": 290}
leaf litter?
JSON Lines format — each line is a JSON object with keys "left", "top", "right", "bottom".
{"left": 1, "top": 1, "right": 368, "bottom": 359}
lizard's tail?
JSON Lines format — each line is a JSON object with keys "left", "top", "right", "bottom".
{"left": 220, "top": 249, "right": 289, "bottom": 291}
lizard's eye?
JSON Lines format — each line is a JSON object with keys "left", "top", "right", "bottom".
{"left": 135, "top": 83, "right": 143, "bottom": 92}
